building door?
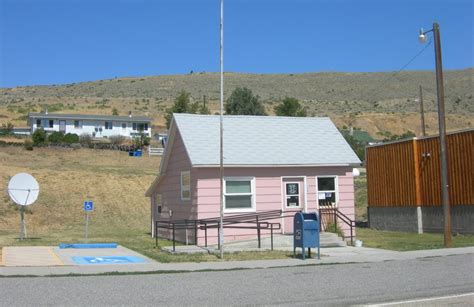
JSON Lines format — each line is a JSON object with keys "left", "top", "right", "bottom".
{"left": 59, "top": 120, "right": 66, "bottom": 133}
{"left": 282, "top": 177, "right": 305, "bottom": 234}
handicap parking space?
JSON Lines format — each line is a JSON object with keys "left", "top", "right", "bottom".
{"left": 54, "top": 245, "right": 153, "bottom": 266}
{"left": 2, "top": 245, "right": 153, "bottom": 267}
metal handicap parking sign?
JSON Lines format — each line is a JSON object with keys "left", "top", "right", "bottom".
{"left": 84, "top": 201, "right": 93, "bottom": 212}
{"left": 72, "top": 256, "right": 147, "bottom": 265}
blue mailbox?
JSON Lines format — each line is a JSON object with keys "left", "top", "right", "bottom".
{"left": 293, "top": 211, "right": 320, "bottom": 260}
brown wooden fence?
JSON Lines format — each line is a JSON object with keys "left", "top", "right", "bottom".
{"left": 367, "top": 129, "right": 474, "bottom": 208}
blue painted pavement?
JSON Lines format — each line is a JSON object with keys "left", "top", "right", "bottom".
{"left": 72, "top": 256, "right": 147, "bottom": 265}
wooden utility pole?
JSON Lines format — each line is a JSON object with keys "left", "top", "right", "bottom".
{"left": 419, "top": 85, "right": 426, "bottom": 137}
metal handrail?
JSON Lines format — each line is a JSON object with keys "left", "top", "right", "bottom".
{"left": 319, "top": 207, "right": 356, "bottom": 246}
{"left": 155, "top": 210, "right": 285, "bottom": 252}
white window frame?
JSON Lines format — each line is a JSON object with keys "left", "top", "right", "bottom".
{"left": 284, "top": 181, "right": 301, "bottom": 208}
{"left": 180, "top": 171, "right": 191, "bottom": 201}
{"left": 316, "top": 176, "right": 338, "bottom": 208}
{"left": 224, "top": 177, "right": 256, "bottom": 213}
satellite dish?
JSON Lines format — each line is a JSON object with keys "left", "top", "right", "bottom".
{"left": 8, "top": 173, "right": 40, "bottom": 206}
{"left": 7, "top": 173, "right": 39, "bottom": 240}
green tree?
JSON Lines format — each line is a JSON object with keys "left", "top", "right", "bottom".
{"left": 165, "top": 91, "right": 194, "bottom": 128}
{"left": 32, "top": 129, "right": 47, "bottom": 146}
{"left": 112, "top": 108, "right": 119, "bottom": 116}
{"left": 274, "top": 97, "right": 307, "bottom": 117}
{"left": 198, "top": 104, "right": 211, "bottom": 115}
{"left": 340, "top": 130, "right": 366, "bottom": 161}
{"left": 225, "top": 87, "right": 266, "bottom": 115}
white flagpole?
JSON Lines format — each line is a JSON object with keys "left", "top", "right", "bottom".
{"left": 219, "top": 0, "right": 225, "bottom": 260}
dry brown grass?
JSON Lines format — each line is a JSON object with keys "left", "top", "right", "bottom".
{"left": 0, "top": 147, "right": 159, "bottom": 236}
{"left": 1, "top": 69, "right": 472, "bottom": 135}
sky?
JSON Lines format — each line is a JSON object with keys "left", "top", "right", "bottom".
{"left": 0, "top": 0, "right": 472, "bottom": 87}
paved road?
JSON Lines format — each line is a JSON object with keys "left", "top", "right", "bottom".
{"left": 1, "top": 254, "right": 472, "bottom": 306}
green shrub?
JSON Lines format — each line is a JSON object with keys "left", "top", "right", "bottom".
{"left": 32, "top": 129, "right": 47, "bottom": 146}
{"left": 0, "top": 122, "right": 14, "bottom": 135}
{"left": 63, "top": 133, "right": 79, "bottom": 144}
{"left": 48, "top": 131, "right": 64, "bottom": 144}
{"left": 133, "top": 132, "right": 151, "bottom": 149}
{"left": 24, "top": 139, "right": 34, "bottom": 151}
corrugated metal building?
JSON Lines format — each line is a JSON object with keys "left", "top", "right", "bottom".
{"left": 366, "top": 128, "right": 474, "bottom": 234}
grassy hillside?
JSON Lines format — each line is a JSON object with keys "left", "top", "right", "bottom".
{"left": 1, "top": 69, "right": 473, "bottom": 136}
{"left": 0, "top": 147, "right": 157, "bottom": 239}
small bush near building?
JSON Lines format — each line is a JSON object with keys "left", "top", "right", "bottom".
{"left": 32, "top": 129, "right": 47, "bottom": 146}
{"left": 109, "top": 135, "right": 126, "bottom": 146}
{"left": 48, "top": 131, "right": 65, "bottom": 144}
{"left": 133, "top": 132, "right": 150, "bottom": 149}
{"left": 0, "top": 122, "right": 14, "bottom": 135}
{"left": 63, "top": 133, "right": 79, "bottom": 144}
{"left": 24, "top": 139, "right": 34, "bottom": 151}
{"left": 79, "top": 134, "right": 93, "bottom": 147}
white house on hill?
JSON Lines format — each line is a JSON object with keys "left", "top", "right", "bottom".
{"left": 28, "top": 112, "right": 152, "bottom": 138}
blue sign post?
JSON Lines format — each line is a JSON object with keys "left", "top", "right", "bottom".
{"left": 84, "top": 201, "right": 93, "bottom": 241}
{"left": 84, "top": 201, "right": 93, "bottom": 212}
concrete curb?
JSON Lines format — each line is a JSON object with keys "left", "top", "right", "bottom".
{"left": 0, "top": 246, "right": 472, "bottom": 277}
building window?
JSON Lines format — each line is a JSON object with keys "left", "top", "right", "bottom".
{"left": 285, "top": 182, "right": 300, "bottom": 208}
{"left": 181, "top": 171, "right": 191, "bottom": 201}
{"left": 74, "top": 120, "right": 82, "bottom": 129}
{"left": 122, "top": 123, "right": 127, "bottom": 129}
{"left": 105, "top": 121, "right": 113, "bottom": 130}
{"left": 224, "top": 177, "right": 255, "bottom": 211}
{"left": 155, "top": 194, "right": 162, "bottom": 214}
{"left": 136, "top": 123, "right": 148, "bottom": 131}
{"left": 132, "top": 123, "right": 137, "bottom": 131}
{"left": 317, "top": 177, "right": 337, "bottom": 207}
{"left": 49, "top": 120, "right": 54, "bottom": 128}
{"left": 36, "top": 119, "right": 42, "bottom": 127}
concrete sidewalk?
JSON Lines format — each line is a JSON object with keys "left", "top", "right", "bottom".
{"left": 1, "top": 246, "right": 472, "bottom": 277}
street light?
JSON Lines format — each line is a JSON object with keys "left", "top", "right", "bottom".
{"left": 419, "top": 22, "right": 451, "bottom": 247}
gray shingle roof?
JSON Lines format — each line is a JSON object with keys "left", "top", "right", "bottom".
{"left": 173, "top": 114, "right": 361, "bottom": 166}
{"left": 28, "top": 113, "right": 151, "bottom": 123}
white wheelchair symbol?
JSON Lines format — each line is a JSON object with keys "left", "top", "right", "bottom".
{"left": 88, "top": 257, "right": 129, "bottom": 264}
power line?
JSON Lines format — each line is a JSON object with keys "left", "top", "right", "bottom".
{"left": 357, "top": 38, "right": 433, "bottom": 102}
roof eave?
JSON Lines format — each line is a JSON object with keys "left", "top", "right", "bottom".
{"left": 27, "top": 113, "right": 151, "bottom": 122}
{"left": 192, "top": 163, "right": 360, "bottom": 168}
{"left": 145, "top": 174, "right": 163, "bottom": 197}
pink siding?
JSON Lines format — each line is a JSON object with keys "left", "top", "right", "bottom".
{"left": 152, "top": 129, "right": 196, "bottom": 243}
{"left": 194, "top": 166, "right": 355, "bottom": 245}
{"left": 335, "top": 170, "right": 356, "bottom": 237}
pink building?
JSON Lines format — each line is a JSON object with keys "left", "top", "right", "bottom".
{"left": 146, "top": 114, "right": 361, "bottom": 245}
